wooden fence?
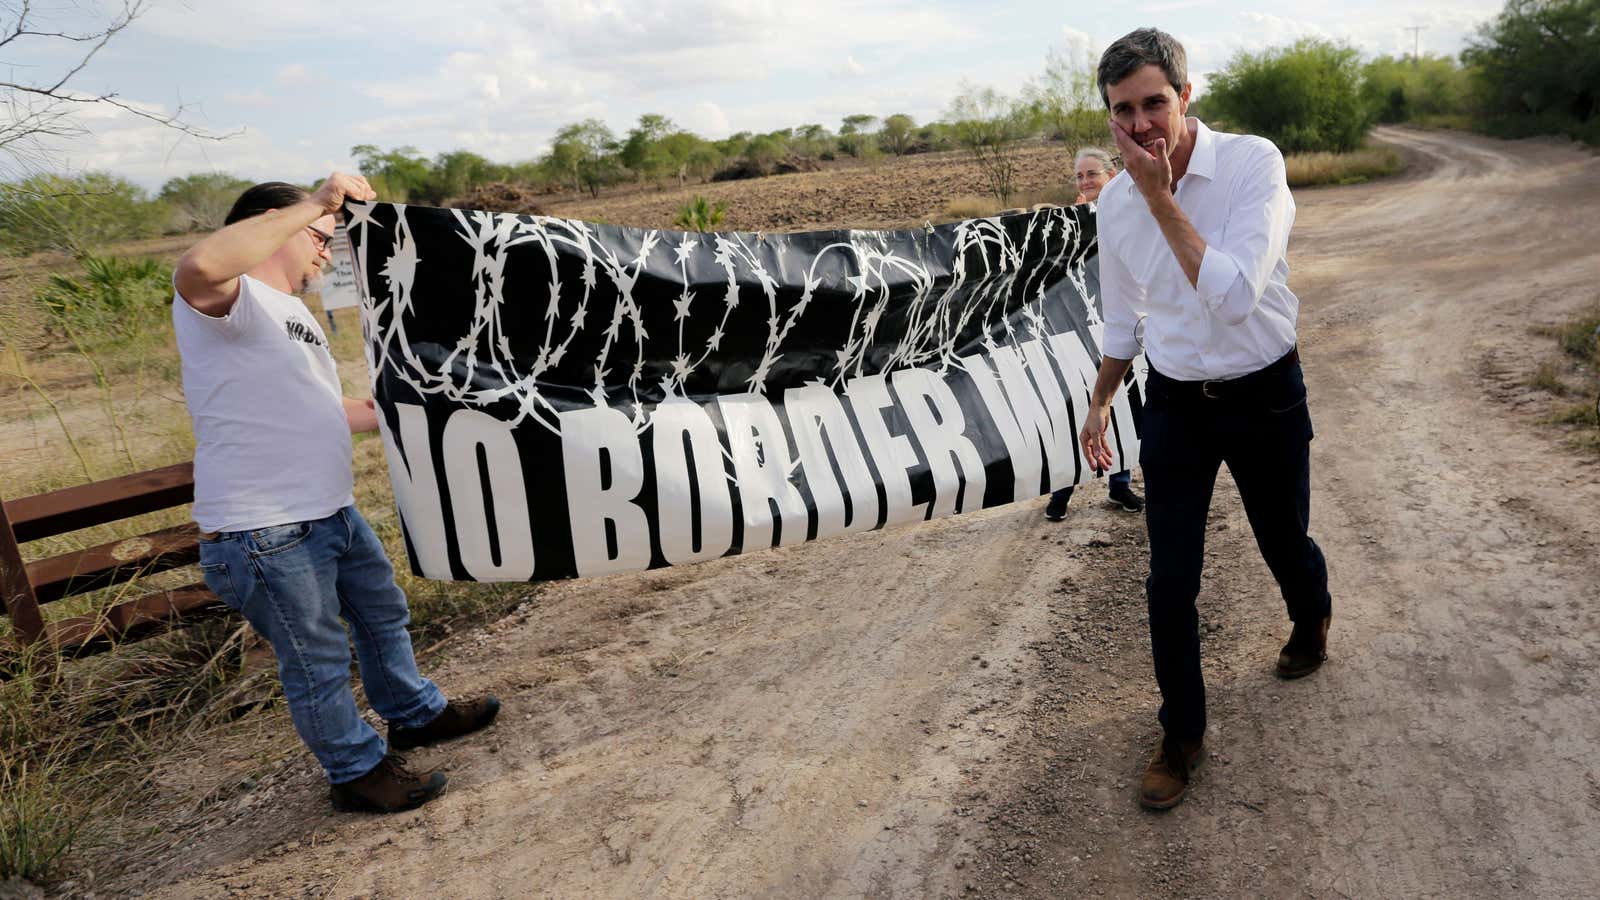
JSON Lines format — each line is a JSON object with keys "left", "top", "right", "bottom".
{"left": 0, "top": 462, "right": 227, "bottom": 675}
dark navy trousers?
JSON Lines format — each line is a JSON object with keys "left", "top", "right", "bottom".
{"left": 1139, "top": 353, "right": 1332, "bottom": 740}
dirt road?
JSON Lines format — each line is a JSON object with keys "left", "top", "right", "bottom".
{"left": 104, "top": 128, "right": 1599, "bottom": 899}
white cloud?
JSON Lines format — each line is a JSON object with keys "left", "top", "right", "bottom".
{"left": 331, "top": 0, "right": 972, "bottom": 164}
{"left": 348, "top": 113, "right": 466, "bottom": 140}
{"left": 1232, "top": 5, "right": 1496, "bottom": 58}
{"left": 275, "top": 64, "right": 315, "bottom": 88}
{"left": 1142, "top": 0, "right": 1217, "bottom": 12}
{"left": 498, "top": 0, "right": 970, "bottom": 89}
{"left": 9, "top": 0, "right": 1508, "bottom": 190}
{"left": 831, "top": 56, "right": 868, "bottom": 79}
{"left": 685, "top": 101, "right": 732, "bottom": 140}
{"left": 134, "top": 1, "right": 483, "bottom": 48}
{"left": 1059, "top": 26, "right": 1096, "bottom": 58}
{"left": 222, "top": 90, "right": 275, "bottom": 108}
{"left": 48, "top": 102, "right": 299, "bottom": 184}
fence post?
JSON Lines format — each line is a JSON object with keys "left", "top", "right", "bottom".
{"left": 0, "top": 500, "right": 46, "bottom": 645}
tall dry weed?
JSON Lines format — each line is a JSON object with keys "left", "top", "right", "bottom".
{"left": 1284, "top": 147, "right": 1403, "bottom": 187}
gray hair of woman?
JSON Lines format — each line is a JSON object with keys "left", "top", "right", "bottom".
{"left": 1074, "top": 147, "right": 1117, "bottom": 173}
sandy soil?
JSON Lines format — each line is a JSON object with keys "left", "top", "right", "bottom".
{"left": 75, "top": 127, "right": 1600, "bottom": 899}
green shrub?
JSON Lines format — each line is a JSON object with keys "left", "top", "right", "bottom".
{"left": 1476, "top": 111, "right": 1600, "bottom": 146}
{"left": 1552, "top": 305, "right": 1600, "bottom": 363}
{"left": 1025, "top": 45, "right": 1103, "bottom": 146}
{"left": 673, "top": 195, "right": 727, "bottom": 232}
{"left": 1205, "top": 39, "right": 1372, "bottom": 153}
{"left": 37, "top": 255, "right": 172, "bottom": 345}
{"left": 743, "top": 135, "right": 785, "bottom": 170}
{"left": 879, "top": 114, "right": 918, "bottom": 155}
{"left": 1361, "top": 55, "right": 1473, "bottom": 124}
{"left": 916, "top": 123, "right": 959, "bottom": 153}
{"left": 946, "top": 83, "right": 1035, "bottom": 206}
{"left": 0, "top": 174, "right": 167, "bottom": 256}
{"left": 1464, "top": 0, "right": 1600, "bottom": 135}
{"left": 0, "top": 756, "right": 84, "bottom": 883}
{"left": 158, "top": 172, "right": 253, "bottom": 233}
{"left": 787, "top": 124, "right": 834, "bottom": 159}
{"left": 0, "top": 736, "right": 91, "bottom": 883}
{"left": 838, "top": 114, "right": 879, "bottom": 158}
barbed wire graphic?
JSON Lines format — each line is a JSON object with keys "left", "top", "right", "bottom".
{"left": 345, "top": 201, "right": 1099, "bottom": 438}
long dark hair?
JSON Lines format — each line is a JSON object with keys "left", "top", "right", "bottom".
{"left": 224, "top": 182, "right": 310, "bottom": 225}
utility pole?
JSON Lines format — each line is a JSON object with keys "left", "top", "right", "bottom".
{"left": 1403, "top": 26, "right": 1426, "bottom": 65}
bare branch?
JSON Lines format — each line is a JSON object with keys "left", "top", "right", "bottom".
{"left": 1, "top": 0, "right": 234, "bottom": 178}
{"left": 1, "top": 0, "right": 129, "bottom": 50}
{"left": 40, "top": 1, "right": 142, "bottom": 94}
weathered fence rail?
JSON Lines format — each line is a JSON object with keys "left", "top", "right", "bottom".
{"left": 1, "top": 462, "right": 227, "bottom": 675}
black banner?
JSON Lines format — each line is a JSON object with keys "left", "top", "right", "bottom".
{"left": 344, "top": 201, "right": 1143, "bottom": 581}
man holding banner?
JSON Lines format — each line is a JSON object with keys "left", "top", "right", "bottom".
{"left": 172, "top": 174, "right": 500, "bottom": 814}
{"left": 1079, "top": 29, "right": 1334, "bottom": 810}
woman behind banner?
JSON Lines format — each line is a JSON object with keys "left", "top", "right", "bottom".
{"left": 1044, "top": 147, "right": 1145, "bottom": 521}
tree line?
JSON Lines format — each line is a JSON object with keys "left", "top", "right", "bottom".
{"left": 1196, "top": 0, "right": 1598, "bottom": 152}
{"left": 2, "top": 0, "right": 1593, "bottom": 256}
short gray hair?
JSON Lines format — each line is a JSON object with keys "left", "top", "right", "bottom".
{"left": 1074, "top": 147, "right": 1116, "bottom": 172}
{"left": 1097, "top": 28, "right": 1188, "bottom": 108}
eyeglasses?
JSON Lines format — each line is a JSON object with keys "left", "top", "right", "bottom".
{"left": 306, "top": 226, "right": 334, "bottom": 252}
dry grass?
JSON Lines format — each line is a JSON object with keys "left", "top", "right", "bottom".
{"left": 1411, "top": 113, "right": 1475, "bottom": 132}
{"left": 1546, "top": 305, "right": 1600, "bottom": 363}
{"left": 1531, "top": 303, "right": 1600, "bottom": 454}
{"left": 1528, "top": 359, "right": 1571, "bottom": 394}
{"left": 553, "top": 141, "right": 1083, "bottom": 233}
{"left": 0, "top": 616, "right": 263, "bottom": 882}
{"left": 940, "top": 184, "right": 1080, "bottom": 222}
{"left": 1285, "top": 146, "right": 1404, "bottom": 188}
{"left": 1548, "top": 402, "right": 1599, "bottom": 426}
{"left": 941, "top": 195, "right": 1002, "bottom": 220}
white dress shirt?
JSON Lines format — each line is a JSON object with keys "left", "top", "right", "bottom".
{"left": 1097, "top": 118, "right": 1300, "bottom": 382}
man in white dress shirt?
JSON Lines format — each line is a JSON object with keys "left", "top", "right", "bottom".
{"left": 1077, "top": 28, "right": 1333, "bottom": 810}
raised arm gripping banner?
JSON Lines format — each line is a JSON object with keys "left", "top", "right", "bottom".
{"left": 344, "top": 201, "right": 1144, "bottom": 582}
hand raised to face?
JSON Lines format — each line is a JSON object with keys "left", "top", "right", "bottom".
{"left": 1108, "top": 117, "right": 1173, "bottom": 199}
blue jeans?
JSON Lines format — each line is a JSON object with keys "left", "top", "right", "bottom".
{"left": 198, "top": 506, "right": 445, "bottom": 783}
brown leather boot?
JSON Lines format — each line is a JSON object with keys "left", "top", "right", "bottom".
{"left": 1138, "top": 735, "right": 1204, "bottom": 810}
{"left": 388, "top": 695, "right": 502, "bottom": 751}
{"left": 329, "top": 753, "right": 447, "bottom": 813}
{"left": 1276, "top": 615, "right": 1331, "bottom": 679}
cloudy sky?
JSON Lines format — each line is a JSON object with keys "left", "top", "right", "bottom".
{"left": 7, "top": 0, "right": 1503, "bottom": 189}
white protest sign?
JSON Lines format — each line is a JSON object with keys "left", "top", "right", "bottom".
{"left": 320, "top": 224, "right": 360, "bottom": 310}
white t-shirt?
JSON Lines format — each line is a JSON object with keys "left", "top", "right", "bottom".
{"left": 173, "top": 274, "right": 355, "bottom": 532}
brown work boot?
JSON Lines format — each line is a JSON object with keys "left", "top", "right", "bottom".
{"left": 1276, "top": 615, "right": 1331, "bottom": 679}
{"left": 388, "top": 695, "right": 502, "bottom": 751}
{"left": 1138, "top": 734, "right": 1204, "bottom": 811}
{"left": 329, "top": 753, "right": 446, "bottom": 813}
